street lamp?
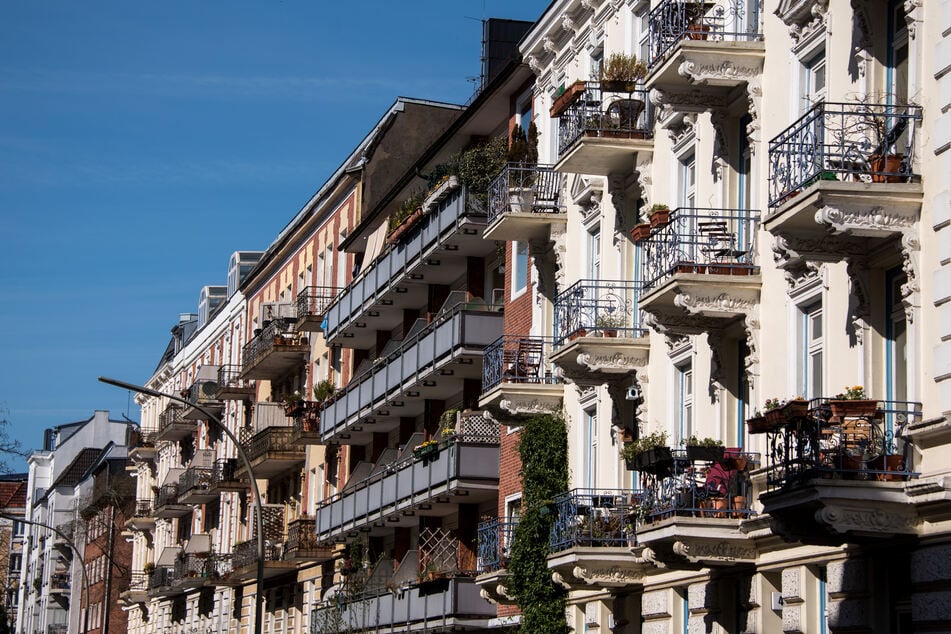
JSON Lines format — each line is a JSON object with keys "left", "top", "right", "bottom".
{"left": 3, "top": 512, "right": 91, "bottom": 634}
{"left": 98, "top": 376, "right": 266, "bottom": 634}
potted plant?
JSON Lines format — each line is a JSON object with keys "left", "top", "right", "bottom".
{"left": 143, "top": 562, "right": 156, "bottom": 576}
{"left": 684, "top": 436, "right": 724, "bottom": 463}
{"left": 387, "top": 189, "right": 427, "bottom": 244}
{"left": 595, "top": 313, "right": 625, "bottom": 337}
{"left": 630, "top": 222, "right": 652, "bottom": 242}
{"left": 745, "top": 410, "right": 773, "bottom": 434}
{"left": 600, "top": 52, "right": 648, "bottom": 93}
{"left": 313, "top": 379, "right": 335, "bottom": 405}
{"left": 621, "top": 430, "right": 672, "bottom": 474}
{"left": 829, "top": 386, "right": 878, "bottom": 419}
{"left": 413, "top": 438, "right": 439, "bottom": 461}
{"left": 507, "top": 123, "right": 539, "bottom": 213}
{"left": 439, "top": 408, "right": 460, "bottom": 438}
{"left": 550, "top": 80, "right": 588, "bottom": 117}
{"left": 648, "top": 203, "right": 671, "bottom": 228}
{"left": 283, "top": 391, "right": 304, "bottom": 416}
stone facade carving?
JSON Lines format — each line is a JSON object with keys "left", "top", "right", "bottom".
{"left": 814, "top": 504, "right": 920, "bottom": 534}
{"left": 499, "top": 397, "right": 562, "bottom": 416}
{"left": 572, "top": 564, "right": 645, "bottom": 586}
{"left": 673, "top": 539, "right": 758, "bottom": 563}
{"left": 744, "top": 309, "right": 760, "bottom": 390}
{"left": 677, "top": 59, "right": 761, "bottom": 85}
{"left": 814, "top": 204, "right": 916, "bottom": 234}
{"left": 673, "top": 291, "right": 757, "bottom": 315}
{"left": 900, "top": 233, "right": 919, "bottom": 323}
{"left": 845, "top": 259, "right": 870, "bottom": 346}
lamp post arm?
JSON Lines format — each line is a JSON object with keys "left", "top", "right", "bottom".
{"left": 98, "top": 376, "right": 266, "bottom": 634}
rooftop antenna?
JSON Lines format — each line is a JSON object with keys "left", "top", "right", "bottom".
{"left": 464, "top": 0, "right": 488, "bottom": 96}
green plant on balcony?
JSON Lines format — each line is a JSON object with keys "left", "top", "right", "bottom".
{"left": 621, "top": 430, "right": 672, "bottom": 474}
{"left": 283, "top": 391, "right": 304, "bottom": 416}
{"left": 453, "top": 135, "right": 508, "bottom": 209}
{"left": 595, "top": 313, "right": 625, "bottom": 337}
{"left": 648, "top": 203, "right": 670, "bottom": 227}
{"left": 600, "top": 52, "right": 648, "bottom": 92}
{"left": 508, "top": 122, "right": 539, "bottom": 166}
{"left": 143, "top": 562, "right": 155, "bottom": 575}
{"left": 387, "top": 189, "right": 427, "bottom": 240}
{"left": 684, "top": 435, "right": 724, "bottom": 463}
{"left": 439, "top": 408, "right": 460, "bottom": 439}
{"left": 312, "top": 379, "right": 336, "bottom": 404}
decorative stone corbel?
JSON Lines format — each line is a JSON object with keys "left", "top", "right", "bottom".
{"left": 903, "top": 0, "right": 922, "bottom": 38}
{"left": 560, "top": 13, "right": 576, "bottom": 33}
{"left": 900, "top": 233, "right": 920, "bottom": 323}
{"left": 706, "top": 332, "right": 725, "bottom": 401}
{"left": 634, "top": 155, "right": 653, "bottom": 211}
{"left": 746, "top": 76, "right": 762, "bottom": 154}
{"left": 845, "top": 258, "right": 871, "bottom": 346}
{"left": 743, "top": 309, "right": 760, "bottom": 391}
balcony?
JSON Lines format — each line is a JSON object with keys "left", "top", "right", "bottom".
{"left": 229, "top": 538, "right": 294, "bottom": 582}
{"left": 547, "top": 489, "right": 647, "bottom": 589}
{"left": 759, "top": 398, "right": 921, "bottom": 544}
{"left": 479, "top": 336, "right": 564, "bottom": 419}
{"left": 182, "top": 371, "right": 223, "bottom": 420}
{"left": 148, "top": 566, "right": 184, "bottom": 598}
{"left": 289, "top": 401, "right": 323, "bottom": 445}
{"left": 635, "top": 450, "right": 759, "bottom": 568}
{"left": 214, "top": 365, "right": 255, "bottom": 401}
{"left": 119, "top": 571, "right": 149, "bottom": 605}
{"left": 125, "top": 499, "right": 155, "bottom": 531}
{"left": 52, "top": 522, "right": 74, "bottom": 558}
{"left": 236, "top": 404, "right": 303, "bottom": 479}
{"left": 475, "top": 518, "right": 517, "bottom": 605}
{"left": 321, "top": 301, "right": 502, "bottom": 442}
{"left": 154, "top": 480, "right": 191, "bottom": 519}
{"left": 310, "top": 578, "right": 492, "bottom": 633}
{"left": 296, "top": 286, "right": 339, "bottom": 332}
{"left": 483, "top": 164, "right": 565, "bottom": 243}
{"left": 645, "top": 0, "right": 764, "bottom": 110}
{"left": 638, "top": 208, "right": 760, "bottom": 334}
{"left": 178, "top": 465, "right": 214, "bottom": 505}
{"left": 324, "top": 181, "right": 494, "bottom": 347}
{"left": 241, "top": 318, "right": 310, "bottom": 380}
{"left": 316, "top": 415, "right": 500, "bottom": 542}
{"left": 209, "top": 458, "right": 246, "bottom": 493}
{"left": 284, "top": 517, "right": 332, "bottom": 562}
{"left": 172, "top": 552, "right": 212, "bottom": 590}
{"left": 156, "top": 404, "right": 194, "bottom": 442}
{"left": 553, "top": 82, "right": 654, "bottom": 175}
{"left": 128, "top": 428, "right": 157, "bottom": 463}
{"left": 766, "top": 102, "right": 923, "bottom": 273}
{"left": 204, "top": 553, "right": 233, "bottom": 586}
{"left": 550, "top": 280, "right": 650, "bottom": 385}
{"left": 49, "top": 572, "right": 70, "bottom": 595}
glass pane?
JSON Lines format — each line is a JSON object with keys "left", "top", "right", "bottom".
{"left": 810, "top": 311, "right": 822, "bottom": 340}
{"left": 811, "top": 352, "right": 823, "bottom": 398}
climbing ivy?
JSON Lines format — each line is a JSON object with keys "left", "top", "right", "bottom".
{"left": 508, "top": 413, "right": 570, "bottom": 633}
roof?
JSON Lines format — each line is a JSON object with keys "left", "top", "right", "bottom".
{"left": 49, "top": 448, "right": 103, "bottom": 490}
{"left": 0, "top": 480, "right": 27, "bottom": 510}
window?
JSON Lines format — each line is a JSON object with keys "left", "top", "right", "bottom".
{"left": 590, "top": 47, "right": 603, "bottom": 81}
{"left": 512, "top": 241, "right": 529, "bottom": 297}
{"left": 801, "top": 51, "right": 827, "bottom": 113}
{"left": 888, "top": 2, "right": 909, "bottom": 104}
{"left": 504, "top": 494, "right": 522, "bottom": 555}
{"left": 886, "top": 269, "right": 908, "bottom": 441}
{"left": 13, "top": 520, "right": 24, "bottom": 537}
{"left": 680, "top": 153, "right": 696, "bottom": 209}
{"left": 516, "top": 90, "right": 533, "bottom": 136}
{"left": 800, "top": 301, "right": 824, "bottom": 399}
{"left": 676, "top": 361, "right": 694, "bottom": 444}
{"left": 587, "top": 227, "right": 601, "bottom": 280}
{"left": 583, "top": 408, "right": 598, "bottom": 489}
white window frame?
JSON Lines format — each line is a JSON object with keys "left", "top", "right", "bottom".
{"left": 798, "top": 300, "right": 824, "bottom": 400}
{"left": 511, "top": 241, "right": 529, "bottom": 299}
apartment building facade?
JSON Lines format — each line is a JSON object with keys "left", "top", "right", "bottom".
{"left": 472, "top": 0, "right": 951, "bottom": 632}
{"left": 0, "top": 475, "right": 27, "bottom": 630}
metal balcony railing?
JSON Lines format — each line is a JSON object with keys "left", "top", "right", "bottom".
{"left": 49, "top": 573, "right": 70, "bottom": 591}
{"left": 178, "top": 466, "right": 213, "bottom": 498}
{"left": 130, "top": 428, "right": 156, "bottom": 449}
{"left": 647, "top": 0, "right": 762, "bottom": 67}
{"left": 768, "top": 101, "right": 923, "bottom": 207}
{"left": 186, "top": 376, "right": 219, "bottom": 405}
{"left": 639, "top": 208, "right": 760, "bottom": 292}
{"left": 172, "top": 553, "right": 210, "bottom": 583}
{"left": 477, "top": 518, "right": 517, "bottom": 573}
{"left": 556, "top": 83, "right": 654, "bottom": 158}
{"left": 128, "top": 571, "right": 149, "bottom": 593}
{"left": 639, "top": 450, "right": 759, "bottom": 521}
{"left": 297, "top": 286, "right": 339, "bottom": 321}
{"left": 764, "top": 398, "right": 920, "bottom": 489}
{"left": 286, "top": 517, "right": 319, "bottom": 553}
{"left": 211, "top": 458, "right": 240, "bottom": 488}
{"left": 553, "top": 279, "right": 647, "bottom": 345}
{"left": 233, "top": 539, "right": 283, "bottom": 570}
{"left": 243, "top": 427, "right": 298, "bottom": 463}
{"left": 482, "top": 336, "right": 560, "bottom": 393}
{"left": 418, "top": 526, "right": 477, "bottom": 577}
{"left": 148, "top": 566, "right": 173, "bottom": 590}
{"left": 133, "top": 499, "right": 153, "bottom": 518}
{"left": 241, "top": 318, "right": 301, "bottom": 370}
{"left": 549, "top": 489, "right": 638, "bottom": 553}
{"left": 216, "top": 364, "right": 253, "bottom": 394}
{"left": 158, "top": 404, "right": 187, "bottom": 433}
{"left": 487, "top": 164, "right": 565, "bottom": 224}
{"left": 47, "top": 625, "right": 67, "bottom": 634}
{"left": 206, "top": 552, "right": 232, "bottom": 581}
{"left": 155, "top": 483, "right": 181, "bottom": 509}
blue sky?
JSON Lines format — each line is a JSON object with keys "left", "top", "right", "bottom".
{"left": 0, "top": 1, "right": 549, "bottom": 471}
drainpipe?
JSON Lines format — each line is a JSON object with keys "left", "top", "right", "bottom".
{"left": 102, "top": 505, "right": 115, "bottom": 633}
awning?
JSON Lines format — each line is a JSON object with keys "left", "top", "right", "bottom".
{"left": 162, "top": 468, "right": 184, "bottom": 486}
{"left": 156, "top": 546, "right": 182, "bottom": 566}
{"left": 185, "top": 533, "right": 211, "bottom": 554}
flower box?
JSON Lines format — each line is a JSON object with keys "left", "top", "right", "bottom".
{"left": 829, "top": 399, "right": 879, "bottom": 419}
{"left": 413, "top": 443, "right": 439, "bottom": 460}
{"left": 632, "top": 446, "right": 673, "bottom": 475}
{"left": 686, "top": 445, "right": 724, "bottom": 463}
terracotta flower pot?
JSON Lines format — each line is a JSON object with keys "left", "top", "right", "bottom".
{"left": 829, "top": 399, "right": 878, "bottom": 419}
{"left": 870, "top": 154, "right": 904, "bottom": 183}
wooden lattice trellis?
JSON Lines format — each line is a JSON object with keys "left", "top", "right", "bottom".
{"left": 418, "top": 527, "right": 459, "bottom": 574}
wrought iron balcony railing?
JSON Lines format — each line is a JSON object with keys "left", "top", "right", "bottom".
{"left": 233, "top": 538, "right": 283, "bottom": 570}
{"left": 211, "top": 458, "right": 240, "bottom": 488}
{"left": 206, "top": 552, "right": 233, "bottom": 581}
{"left": 127, "top": 571, "right": 149, "bottom": 593}
{"left": 133, "top": 499, "right": 153, "bottom": 518}
{"left": 158, "top": 404, "right": 187, "bottom": 433}
{"left": 148, "top": 566, "right": 174, "bottom": 590}
{"left": 178, "top": 466, "right": 213, "bottom": 498}
{"left": 477, "top": 518, "right": 517, "bottom": 574}
{"left": 172, "top": 553, "right": 208, "bottom": 583}
{"left": 216, "top": 364, "right": 254, "bottom": 395}
{"left": 553, "top": 279, "right": 646, "bottom": 345}
{"left": 241, "top": 318, "right": 302, "bottom": 370}
{"left": 286, "top": 517, "right": 320, "bottom": 553}
{"left": 487, "top": 164, "right": 565, "bottom": 224}
{"left": 296, "top": 286, "right": 339, "bottom": 321}
{"left": 242, "top": 426, "right": 298, "bottom": 463}
{"left": 549, "top": 488, "right": 638, "bottom": 553}
{"left": 418, "top": 526, "right": 477, "bottom": 578}
{"left": 639, "top": 208, "right": 760, "bottom": 292}
{"left": 768, "top": 101, "right": 923, "bottom": 208}
{"left": 130, "top": 428, "right": 156, "bottom": 449}
{"left": 482, "top": 335, "right": 560, "bottom": 393}
{"left": 638, "top": 450, "right": 759, "bottom": 522}
{"left": 556, "top": 83, "right": 653, "bottom": 158}
{"left": 155, "top": 483, "right": 181, "bottom": 509}
{"left": 764, "top": 398, "right": 921, "bottom": 490}
{"left": 647, "top": 0, "right": 762, "bottom": 67}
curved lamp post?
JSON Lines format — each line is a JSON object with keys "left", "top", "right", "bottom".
{"left": 98, "top": 376, "right": 265, "bottom": 634}
{"left": 3, "top": 512, "right": 91, "bottom": 634}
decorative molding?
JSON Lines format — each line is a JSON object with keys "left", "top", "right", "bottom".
{"left": 778, "top": 0, "right": 829, "bottom": 44}
{"left": 577, "top": 349, "right": 650, "bottom": 373}
{"left": 903, "top": 0, "right": 922, "bottom": 38}
{"left": 560, "top": 12, "right": 576, "bottom": 33}
{"left": 499, "top": 397, "right": 562, "bottom": 417}
{"left": 673, "top": 291, "right": 757, "bottom": 315}
{"left": 845, "top": 259, "right": 870, "bottom": 346}
{"left": 526, "top": 54, "right": 542, "bottom": 75}
{"left": 900, "top": 233, "right": 920, "bottom": 324}
{"left": 814, "top": 504, "right": 920, "bottom": 534}
{"left": 672, "top": 539, "right": 758, "bottom": 563}
{"left": 572, "top": 564, "right": 645, "bottom": 586}
{"left": 744, "top": 309, "right": 760, "bottom": 391}
{"left": 814, "top": 204, "right": 916, "bottom": 234}
{"left": 677, "top": 59, "right": 761, "bottom": 85}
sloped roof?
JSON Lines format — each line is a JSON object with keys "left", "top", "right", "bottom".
{"left": 0, "top": 480, "right": 27, "bottom": 509}
{"left": 50, "top": 448, "right": 103, "bottom": 490}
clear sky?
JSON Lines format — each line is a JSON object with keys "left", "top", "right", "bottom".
{"left": 0, "top": 1, "right": 550, "bottom": 471}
